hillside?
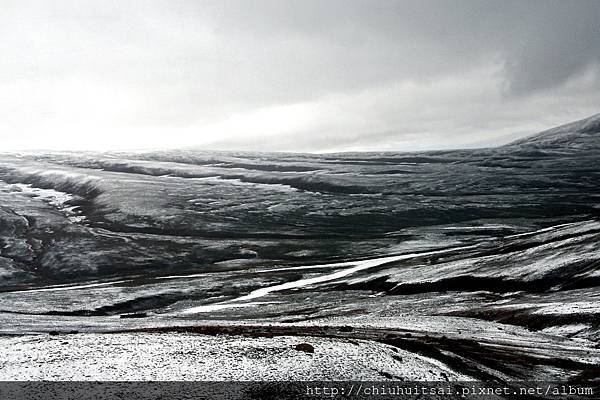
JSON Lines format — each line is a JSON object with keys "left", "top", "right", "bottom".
{"left": 507, "top": 113, "right": 600, "bottom": 150}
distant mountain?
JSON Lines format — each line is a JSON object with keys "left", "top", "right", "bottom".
{"left": 506, "top": 113, "right": 600, "bottom": 150}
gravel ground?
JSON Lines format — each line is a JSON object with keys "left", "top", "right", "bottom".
{"left": 0, "top": 332, "right": 468, "bottom": 381}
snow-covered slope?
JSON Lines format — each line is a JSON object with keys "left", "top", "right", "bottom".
{"left": 507, "top": 113, "right": 600, "bottom": 150}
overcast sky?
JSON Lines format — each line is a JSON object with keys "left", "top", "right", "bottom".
{"left": 1, "top": 0, "right": 599, "bottom": 152}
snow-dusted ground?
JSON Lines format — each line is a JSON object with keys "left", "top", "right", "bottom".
{"left": 0, "top": 115, "right": 599, "bottom": 382}
{"left": 0, "top": 333, "right": 469, "bottom": 381}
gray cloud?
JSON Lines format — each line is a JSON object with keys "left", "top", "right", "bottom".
{"left": 499, "top": 1, "right": 600, "bottom": 94}
{"left": 0, "top": 0, "right": 599, "bottom": 151}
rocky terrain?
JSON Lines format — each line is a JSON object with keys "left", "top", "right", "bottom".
{"left": 1, "top": 114, "right": 599, "bottom": 385}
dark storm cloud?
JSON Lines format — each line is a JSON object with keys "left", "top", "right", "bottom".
{"left": 1, "top": 0, "right": 599, "bottom": 151}
{"left": 190, "top": 0, "right": 600, "bottom": 96}
{"left": 497, "top": 1, "right": 600, "bottom": 94}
